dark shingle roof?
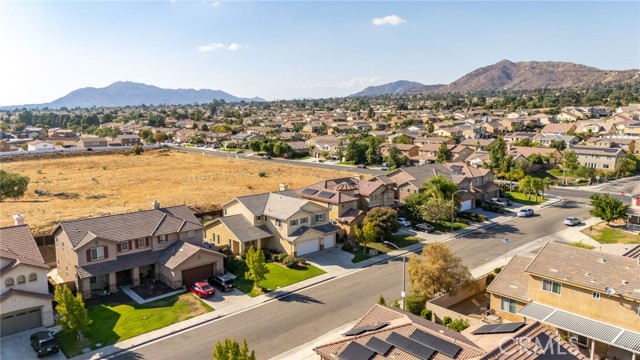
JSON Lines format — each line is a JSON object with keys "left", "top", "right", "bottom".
{"left": 0, "top": 225, "right": 47, "bottom": 272}
{"left": 218, "top": 215, "right": 273, "bottom": 243}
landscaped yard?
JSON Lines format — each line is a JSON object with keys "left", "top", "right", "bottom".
{"left": 234, "top": 262, "right": 326, "bottom": 297}
{"left": 507, "top": 191, "right": 548, "bottom": 206}
{"left": 581, "top": 222, "right": 640, "bottom": 244}
{"left": 349, "top": 234, "right": 423, "bottom": 263}
{"left": 56, "top": 293, "right": 213, "bottom": 357}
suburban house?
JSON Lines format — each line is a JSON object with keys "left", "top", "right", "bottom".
{"left": 78, "top": 136, "right": 108, "bottom": 148}
{"left": 47, "top": 128, "right": 77, "bottom": 138}
{"left": 379, "top": 143, "right": 419, "bottom": 158}
{"left": 26, "top": 140, "right": 56, "bottom": 151}
{"left": 541, "top": 123, "right": 577, "bottom": 136}
{"left": 413, "top": 137, "right": 456, "bottom": 146}
{"left": 205, "top": 189, "right": 339, "bottom": 256}
{"left": 556, "top": 111, "right": 583, "bottom": 122}
{"left": 459, "top": 138, "right": 495, "bottom": 149}
{"left": 286, "top": 141, "right": 311, "bottom": 156}
{"left": 446, "top": 163, "right": 500, "bottom": 208}
{"left": 52, "top": 202, "right": 225, "bottom": 299}
{"left": 571, "top": 145, "right": 627, "bottom": 170}
{"left": 1, "top": 215, "right": 54, "bottom": 336}
{"left": 533, "top": 134, "right": 580, "bottom": 147}
{"left": 487, "top": 242, "right": 640, "bottom": 359}
{"left": 115, "top": 134, "right": 141, "bottom": 146}
{"left": 627, "top": 181, "right": 640, "bottom": 231}
{"left": 509, "top": 146, "right": 563, "bottom": 164}
{"left": 410, "top": 143, "right": 455, "bottom": 164}
{"left": 586, "top": 137, "right": 636, "bottom": 155}
{"left": 307, "top": 135, "right": 341, "bottom": 159}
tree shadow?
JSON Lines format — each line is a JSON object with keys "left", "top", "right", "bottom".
{"left": 270, "top": 291, "right": 324, "bottom": 304}
{"left": 107, "top": 351, "right": 145, "bottom": 360}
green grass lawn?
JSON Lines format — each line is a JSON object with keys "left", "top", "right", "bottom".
{"left": 436, "top": 221, "right": 469, "bottom": 232}
{"left": 350, "top": 235, "right": 423, "bottom": 263}
{"left": 507, "top": 191, "right": 548, "bottom": 206}
{"left": 57, "top": 293, "right": 213, "bottom": 357}
{"left": 234, "top": 262, "right": 325, "bottom": 297}
{"left": 581, "top": 224, "right": 640, "bottom": 244}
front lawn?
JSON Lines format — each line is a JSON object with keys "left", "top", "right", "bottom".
{"left": 507, "top": 191, "right": 548, "bottom": 206}
{"left": 234, "top": 262, "right": 325, "bottom": 297}
{"left": 581, "top": 222, "right": 640, "bottom": 244}
{"left": 349, "top": 235, "right": 423, "bottom": 263}
{"left": 57, "top": 293, "right": 213, "bottom": 357}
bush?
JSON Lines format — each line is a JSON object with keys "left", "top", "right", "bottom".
{"left": 224, "top": 256, "right": 247, "bottom": 274}
{"left": 377, "top": 294, "right": 386, "bottom": 305}
{"left": 405, "top": 294, "right": 427, "bottom": 316}
{"left": 494, "top": 267, "right": 502, "bottom": 274}
{"left": 283, "top": 255, "right": 297, "bottom": 268}
{"left": 262, "top": 248, "right": 272, "bottom": 260}
{"left": 258, "top": 171, "right": 267, "bottom": 177}
{"left": 391, "top": 299, "right": 400, "bottom": 308}
{"left": 341, "top": 242, "right": 354, "bottom": 252}
{"left": 442, "top": 316, "right": 452, "bottom": 327}
{"left": 447, "top": 318, "right": 470, "bottom": 332}
{"left": 420, "top": 309, "right": 432, "bottom": 321}
{"left": 270, "top": 253, "right": 280, "bottom": 263}
{"left": 298, "top": 258, "right": 308, "bottom": 265}
{"left": 486, "top": 273, "right": 495, "bottom": 285}
{"left": 570, "top": 242, "right": 595, "bottom": 250}
{"left": 277, "top": 253, "right": 287, "bottom": 263}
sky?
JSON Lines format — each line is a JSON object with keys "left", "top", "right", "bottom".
{"left": 1, "top": 1, "right": 639, "bottom": 105}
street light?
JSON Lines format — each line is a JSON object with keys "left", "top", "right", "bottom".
{"left": 451, "top": 190, "right": 468, "bottom": 232}
{"left": 384, "top": 241, "right": 406, "bottom": 310}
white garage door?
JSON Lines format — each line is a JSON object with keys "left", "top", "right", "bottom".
{"left": 460, "top": 200, "right": 473, "bottom": 211}
{"left": 296, "top": 239, "right": 320, "bottom": 256}
{"left": 324, "top": 234, "right": 336, "bottom": 249}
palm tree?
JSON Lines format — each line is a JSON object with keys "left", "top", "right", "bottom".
{"left": 540, "top": 177, "right": 552, "bottom": 199}
{"left": 422, "top": 175, "right": 458, "bottom": 200}
{"left": 518, "top": 175, "right": 535, "bottom": 202}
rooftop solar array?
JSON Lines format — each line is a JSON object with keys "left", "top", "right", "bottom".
{"left": 338, "top": 342, "right": 375, "bottom": 360}
{"left": 317, "top": 191, "right": 335, "bottom": 199}
{"left": 409, "top": 329, "right": 461, "bottom": 358}
{"left": 386, "top": 332, "right": 436, "bottom": 360}
{"left": 301, "top": 188, "right": 318, "bottom": 196}
{"left": 471, "top": 322, "right": 526, "bottom": 335}
{"left": 364, "top": 337, "right": 392, "bottom": 356}
{"left": 342, "top": 322, "right": 389, "bottom": 336}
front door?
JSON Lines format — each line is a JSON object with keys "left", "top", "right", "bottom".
{"left": 116, "top": 269, "right": 132, "bottom": 287}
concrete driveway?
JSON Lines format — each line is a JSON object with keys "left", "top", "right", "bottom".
{"left": 0, "top": 327, "right": 66, "bottom": 360}
{"left": 194, "top": 288, "right": 249, "bottom": 310}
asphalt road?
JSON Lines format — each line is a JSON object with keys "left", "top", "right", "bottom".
{"left": 112, "top": 194, "right": 592, "bottom": 360}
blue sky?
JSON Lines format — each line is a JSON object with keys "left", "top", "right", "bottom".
{"left": 1, "top": 1, "right": 639, "bottom": 105}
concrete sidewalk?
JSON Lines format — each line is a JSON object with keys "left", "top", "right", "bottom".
{"left": 71, "top": 195, "right": 563, "bottom": 360}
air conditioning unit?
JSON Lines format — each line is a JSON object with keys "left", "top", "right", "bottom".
{"left": 203, "top": 242, "right": 212, "bottom": 249}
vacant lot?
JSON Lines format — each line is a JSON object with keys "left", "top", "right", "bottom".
{"left": 1, "top": 150, "right": 353, "bottom": 234}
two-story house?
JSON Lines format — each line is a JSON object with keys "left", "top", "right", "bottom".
{"left": 487, "top": 242, "right": 640, "bottom": 360}
{"left": 446, "top": 163, "right": 499, "bottom": 208}
{"left": 572, "top": 145, "right": 627, "bottom": 171}
{"left": 115, "top": 134, "right": 141, "bottom": 146}
{"left": 379, "top": 143, "right": 419, "bottom": 159}
{"left": 52, "top": 202, "right": 224, "bottom": 299}
{"left": 628, "top": 181, "right": 640, "bottom": 231}
{"left": 1, "top": 215, "right": 54, "bottom": 335}
{"left": 205, "top": 190, "right": 339, "bottom": 256}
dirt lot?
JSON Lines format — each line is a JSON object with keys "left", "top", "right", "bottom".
{"left": 1, "top": 150, "right": 353, "bottom": 235}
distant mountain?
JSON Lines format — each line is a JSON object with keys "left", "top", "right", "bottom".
{"left": 350, "top": 80, "right": 434, "bottom": 97}
{"left": 3, "top": 81, "right": 265, "bottom": 109}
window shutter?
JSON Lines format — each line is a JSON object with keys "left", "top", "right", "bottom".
{"left": 145, "top": 238, "right": 150, "bottom": 247}
{"left": 86, "top": 249, "right": 91, "bottom": 262}
{"left": 104, "top": 246, "right": 109, "bottom": 258}
{"left": 128, "top": 240, "right": 133, "bottom": 250}
{"left": 117, "top": 242, "right": 122, "bottom": 252}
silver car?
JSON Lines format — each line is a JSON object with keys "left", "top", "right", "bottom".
{"left": 563, "top": 217, "right": 580, "bottom": 226}
{"left": 517, "top": 208, "right": 534, "bottom": 217}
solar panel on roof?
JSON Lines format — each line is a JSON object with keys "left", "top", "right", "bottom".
{"left": 338, "top": 341, "right": 375, "bottom": 360}
{"left": 386, "top": 332, "right": 436, "bottom": 360}
{"left": 409, "top": 329, "right": 461, "bottom": 358}
{"left": 364, "top": 337, "right": 392, "bottom": 355}
{"left": 317, "top": 191, "right": 335, "bottom": 199}
{"left": 342, "top": 323, "right": 389, "bottom": 336}
{"left": 343, "top": 327, "right": 367, "bottom": 336}
{"left": 365, "top": 323, "right": 388, "bottom": 332}
{"left": 302, "top": 188, "right": 318, "bottom": 196}
{"left": 471, "top": 322, "right": 526, "bottom": 335}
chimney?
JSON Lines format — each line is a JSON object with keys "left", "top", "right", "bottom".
{"left": 279, "top": 184, "right": 289, "bottom": 191}
{"left": 152, "top": 200, "right": 160, "bottom": 209}
{"left": 13, "top": 213, "right": 25, "bottom": 226}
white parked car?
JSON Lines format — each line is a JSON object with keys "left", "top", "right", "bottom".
{"left": 563, "top": 217, "right": 580, "bottom": 226}
{"left": 397, "top": 217, "right": 411, "bottom": 227}
{"left": 517, "top": 208, "right": 534, "bottom": 217}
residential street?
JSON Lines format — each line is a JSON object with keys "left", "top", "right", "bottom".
{"left": 111, "top": 194, "right": 592, "bottom": 360}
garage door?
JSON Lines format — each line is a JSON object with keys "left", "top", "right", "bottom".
{"left": 323, "top": 234, "right": 336, "bottom": 249}
{"left": 1, "top": 307, "right": 42, "bottom": 336}
{"left": 296, "top": 239, "right": 320, "bottom": 256}
{"left": 460, "top": 200, "right": 473, "bottom": 211}
{"left": 182, "top": 264, "right": 215, "bottom": 285}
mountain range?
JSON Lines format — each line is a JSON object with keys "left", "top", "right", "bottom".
{"left": 351, "top": 60, "right": 640, "bottom": 97}
{"left": 3, "top": 81, "right": 265, "bottom": 109}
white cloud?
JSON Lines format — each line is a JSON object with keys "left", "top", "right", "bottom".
{"left": 372, "top": 15, "right": 407, "bottom": 26}
{"left": 197, "top": 43, "right": 225, "bottom": 52}
{"left": 227, "top": 43, "right": 243, "bottom": 51}
{"left": 211, "top": 1, "right": 219, "bottom": 6}
{"left": 336, "top": 76, "right": 380, "bottom": 89}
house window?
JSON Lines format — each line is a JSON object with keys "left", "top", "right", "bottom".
{"left": 224, "top": 209, "right": 228, "bottom": 216}
{"left": 5, "top": 278, "right": 14, "bottom": 286}
{"left": 65, "top": 266, "right": 69, "bottom": 276}
{"left": 188, "top": 230, "right": 195, "bottom": 239}
{"left": 138, "top": 238, "right": 146, "bottom": 248}
{"left": 56, "top": 238, "right": 59, "bottom": 247}
{"left": 542, "top": 279, "right": 562, "bottom": 294}
{"left": 290, "top": 219, "right": 298, "bottom": 226}
{"left": 603, "top": 164, "right": 609, "bottom": 169}
{"left": 315, "top": 214, "right": 324, "bottom": 223}
{"left": 28, "top": 273, "right": 37, "bottom": 282}
{"left": 61, "top": 242, "right": 65, "bottom": 252}
{"left": 592, "top": 292, "right": 600, "bottom": 299}
{"left": 90, "top": 247, "right": 105, "bottom": 261}
{"left": 501, "top": 297, "right": 518, "bottom": 314}
{"left": 16, "top": 275, "right": 25, "bottom": 284}
{"left": 89, "top": 274, "right": 107, "bottom": 285}
{"left": 120, "top": 241, "right": 129, "bottom": 252}
{"left": 301, "top": 217, "right": 308, "bottom": 224}
{"left": 217, "top": 234, "right": 220, "bottom": 244}
{"left": 57, "top": 259, "right": 60, "bottom": 267}
{"left": 256, "top": 216, "right": 261, "bottom": 221}
{"left": 159, "top": 234, "right": 167, "bottom": 243}
{"left": 275, "top": 219, "right": 282, "bottom": 228}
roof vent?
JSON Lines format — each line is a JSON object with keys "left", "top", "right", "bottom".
{"left": 597, "top": 258, "right": 606, "bottom": 264}
{"left": 585, "top": 272, "right": 590, "bottom": 277}
{"left": 550, "top": 268, "right": 558, "bottom": 272}
{"left": 621, "top": 280, "right": 629, "bottom": 285}
{"left": 152, "top": 200, "right": 160, "bottom": 209}
{"left": 279, "top": 183, "right": 289, "bottom": 191}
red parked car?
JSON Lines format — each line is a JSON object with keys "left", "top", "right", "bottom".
{"left": 188, "top": 281, "right": 216, "bottom": 298}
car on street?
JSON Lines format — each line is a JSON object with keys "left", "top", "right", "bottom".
{"left": 413, "top": 223, "right": 435, "bottom": 232}
{"left": 356, "top": 164, "right": 367, "bottom": 169}
{"left": 30, "top": 331, "right": 59, "bottom": 357}
{"left": 208, "top": 275, "right": 235, "bottom": 292}
{"left": 261, "top": 155, "right": 271, "bottom": 159}
{"left": 188, "top": 281, "right": 216, "bottom": 298}
{"left": 236, "top": 150, "right": 244, "bottom": 154}
{"left": 397, "top": 217, "right": 411, "bottom": 227}
{"left": 563, "top": 217, "right": 580, "bottom": 226}
{"left": 491, "top": 197, "right": 513, "bottom": 206}
{"left": 516, "top": 208, "right": 534, "bottom": 217}
{"left": 380, "top": 166, "right": 389, "bottom": 171}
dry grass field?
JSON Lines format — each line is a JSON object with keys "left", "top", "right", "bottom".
{"left": 1, "top": 150, "right": 353, "bottom": 235}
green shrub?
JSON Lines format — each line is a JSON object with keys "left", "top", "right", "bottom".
{"left": 224, "top": 256, "right": 247, "bottom": 274}
{"left": 570, "top": 242, "right": 595, "bottom": 250}
{"left": 270, "top": 253, "right": 280, "bottom": 263}
{"left": 420, "top": 309, "right": 432, "bottom": 321}
{"left": 405, "top": 294, "right": 427, "bottom": 316}
{"left": 258, "top": 171, "right": 267, "bottom": 177}
{"left": 283, "top": 255, "right": 297, "bottom": 268}
{"left": 494, "top": 267, "right": 502, "bottom": 274}
{"left": 391, "top": 299, "right": 400, "bottom": 308}
{"left": 377, "top": 294, "right": 386, "bottom": 305}
{"left": 277, "top": 253, "right": 287, "bottom": 263}
{"left": 486, "top": 273, "right": 495, "bottom": 285}
{"left": 442, "top": 316, "right": 452, "bottom": 326}
{"left": 341, "top": 242, "right": 354, "bottom": 252}
{"left": 447, "top": 318, "right": 470, "bottom": 332}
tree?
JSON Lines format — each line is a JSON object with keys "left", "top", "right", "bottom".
{"left": 426, "top": 121, "right": 435, "bottom": 135}
{"left": 589, "top": 193, "right": 629, "bottom": 224}
{"left": 549, "top": 140, "right": 566, "bottom": 151}
{"left": 615, "top": 157, "right": 636, "bottom": 177}
{"left": 363, "top": 207, "right": 399, "bottom": 241}
{"left": 489, "top": 137, "right": 507, "bottom": 170}
{"left": 0, "top": 170, "right": 29, "bottom": 201}
{"left": 402, "top": 192, "right": 427, "bottom": 221}
{"left": 518, "top": 175, "right": 536, "bottom": 201}
{"left": 354, "top": 220, "right": 379, "bottom": 253}
{"left": 54, "top": 285, "right": 92, "bottom": 342}
{"left": 420, "top": 198, "right": 456, "bottom": 223}
{"left": 213, "top": 338, "right": 256, "bottom": 360}
{"left": 272, "top": 141, "right": 292, "bottom": 158}
{"left": 563, "top": 150, "right": 579, "bottom": 171}
{"left": 575, "top": 165, "right": 595, "bottom": 179}
{"left": 435, "top": 142, "right": 453, "bottom": 163}
{"left": 260, "top": 142, "right": 273, "bottom": 155}
{"left": 408, "top": 243, "right": 473, "bottom": 297}
{"left": 422, "top": 175, "right": 458, "bottom": 200}
{"left": 131, "top": 144, "right": 144, "bottom": 155}
{"left": 385, "top": 147, "right": 408, "bottom": 170}
{"left": 153, "top": 133, "right": 167, "bottom": 143}
{"left": 244, "top": 246, "right": 269, "bottom": 289}
{"left": 392, "top": 135, "right": 413, "bottom": 144}
{"left": 377, "top": 294, "right": 386, "bottom": 305}
{"left": 248, "top": 140, "right": 262, "bottom": 152}
{"left": 140, "top": 129, "right": 154, "bottom": 143}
